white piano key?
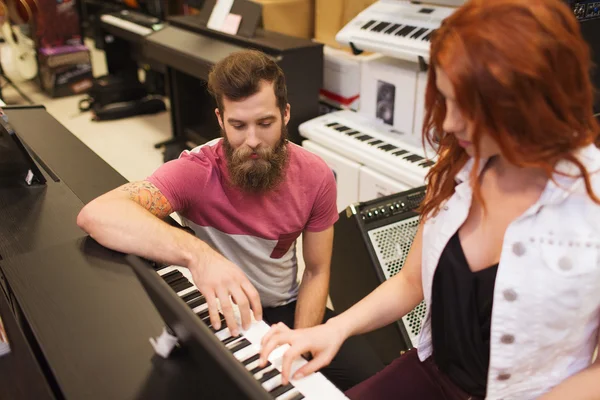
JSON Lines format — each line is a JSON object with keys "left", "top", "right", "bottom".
{"left": 157, "top": 266, "right": 176, "bottom": 276}
{"left": 233, "top": 345, "right": 257, "bottom": 362}
{"left": 262, "top": 374, "right": 283, "bottom": 392}
{"left": 176, "top": 286, "right": 197, "bottom": 297}
{"left": 192, "top": 303, "right": 209, "bottom": 314}
{"left": 254, "top": 365, "right": 276, "bottom": 380}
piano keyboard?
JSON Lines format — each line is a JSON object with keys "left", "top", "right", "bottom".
{"left": 299, "top": 110, "right": 435, "bottom": 188}
{"left": 336, "top": 0, "right": 458, "bottom": 62}
{"left": 154, "top": 265, "right": 348, "bottom": 400}
{"left": 101, "top": 10, "right": 164, "bottom": 37}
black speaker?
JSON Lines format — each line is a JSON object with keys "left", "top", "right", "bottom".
{"left": 329, "top": 187, "right": 426, "bottom": 365}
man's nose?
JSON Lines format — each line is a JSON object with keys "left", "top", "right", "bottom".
{"left": 245, "top": 128, "right": 261, "bottom": 149}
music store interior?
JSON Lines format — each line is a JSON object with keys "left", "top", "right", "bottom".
{"left": 0, "top": 0, "right": 599, "bottom": 399}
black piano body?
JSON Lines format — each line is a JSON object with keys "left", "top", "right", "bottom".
{"left": 0, "top": 106, "right": 254, "bottom": 399}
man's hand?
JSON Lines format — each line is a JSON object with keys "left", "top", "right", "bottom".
{"left": 189, "top": 251, "right": 262, "bottom": 337}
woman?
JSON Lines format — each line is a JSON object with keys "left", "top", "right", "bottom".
{"left": 259, "top": 0, "right": 600, "bottom": 398}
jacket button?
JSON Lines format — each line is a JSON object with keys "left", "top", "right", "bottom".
{"left": 559, "top": 256, "right": 573, "bottom": 271}
{"left": 512, "top": 242, "right": 526, "bottom": 256}
{"left": 503, "top": 289, "right": 518, "bottom": 301}
{"left": 501, "top": 334, "right": 515, "bottom": 344}
{"left": 497, "top": 373, "right": 511, "bottom": 381}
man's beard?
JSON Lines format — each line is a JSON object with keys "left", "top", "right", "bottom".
{"left": 222, "top": 127, "right": 289, "bottom": 193}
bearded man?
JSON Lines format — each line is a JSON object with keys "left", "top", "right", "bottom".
{"left": 77, "top": 50, "right": 383, "bottom": 390}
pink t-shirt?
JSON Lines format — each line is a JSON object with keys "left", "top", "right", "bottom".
{"left": 147, "top": 138, "right": 338, "bottom": 307}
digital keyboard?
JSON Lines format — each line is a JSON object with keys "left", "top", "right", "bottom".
{"left": 336, "top": 0, "right": 461, "bottom": 62}
{"left": 155, "top": 265, "right": 348, "bottom": 400}
{"left": 299, "top": 110, "right": 435, "bottom": 188}
{"left": 101, "top": 10, "right": 164, "bottom": 37}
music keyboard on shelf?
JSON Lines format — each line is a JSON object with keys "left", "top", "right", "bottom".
{"left": 300, "top": 110, "right": 435, "bottom": 188}
{"left": 155, "top": 265, "right": 348, "bottom": 400}
{"left": 101, "top": 10, "right": 164, "bottom": 36}
{"left": 336, "top": 0, "right": 459, "bottom": 62}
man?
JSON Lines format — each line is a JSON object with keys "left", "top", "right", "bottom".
{"left": 77, "top": 49, "right": 383, "bottom": 390}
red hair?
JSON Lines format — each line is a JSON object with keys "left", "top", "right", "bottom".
{"left": 420, "top": 0, "right": 600, "bottom": 219}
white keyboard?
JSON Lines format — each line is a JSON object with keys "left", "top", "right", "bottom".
{"left": 101, "top": 10, "right": 164, "bottom": 36}
{"left": 336, "top": 0, "right": 458, "bottom": 63}
{"left": 300, "top": 110, "right": 435, "bottom": 188}
{"left": 156, "top": 265, "right": 348, "bottom": 400}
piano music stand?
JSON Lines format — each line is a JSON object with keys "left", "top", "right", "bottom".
{"left": 127, "top": 255, "right": 272, "bottom": 400}
{"left": 197, "top": 0, "right": 262, "bottom": 38}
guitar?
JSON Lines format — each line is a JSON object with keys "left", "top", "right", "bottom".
{"left": 0, "top": 0, "right": 38, "bottom": 82}
{"left": 5, "top": 0, "right": 37, "bottom": 24}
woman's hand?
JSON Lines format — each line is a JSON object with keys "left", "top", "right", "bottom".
{"left": 258, "top": 320, "right": 348, "bottom": 384}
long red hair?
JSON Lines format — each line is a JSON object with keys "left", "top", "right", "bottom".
{"left": 420, "top": 0, "right": 600, "bottom": 219}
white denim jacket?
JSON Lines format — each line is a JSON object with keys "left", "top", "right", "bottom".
{"left": 417, "top": 144, "right": 600, "bottom": 399}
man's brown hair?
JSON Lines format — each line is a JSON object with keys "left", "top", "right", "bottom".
{"left": 208, "top": 50, "right": 288, "bottom": 117}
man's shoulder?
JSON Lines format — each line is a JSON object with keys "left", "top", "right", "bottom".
{"left": 287, "top": 142, "right": 333, "bottom": 177}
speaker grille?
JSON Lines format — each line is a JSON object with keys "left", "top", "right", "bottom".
{"left": 368, "top": 216, "right": 427, "bottom": 346}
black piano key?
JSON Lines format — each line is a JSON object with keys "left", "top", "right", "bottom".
{"left": 361, "top": 20, "right": 376, "bottom": 30}
{"left": 222, "top": 335, "right": 242, "bottom": 346}
{"left": 161, "top": 269, "right": 181, "bottom": 283}
{"left": 356, "top": 134, "right": 373, "bottom": 141}
{"left": 325, "top": 122, "right": 339, "bottom": 127}
{"left": 379, "top": 144, "right": 398, "bottom": 152}
{"left": 422, "top": 29, "right": 435, "bottom": 41}
{"left": 229, "top": 338, "right": 252, "bottom": 354}
{"left": 187, "top": 296, "right": 206, "bottom": 309}
{"left": 170, "top": 278, "right": 193, "bottom": 293}
{"left": 334, "top": 125, "right": 351, "bottom": 132}
{"left": 368, "top": 140, "right": 383, "bottom": 146}
{"left": 393, "top": 149, "right": 408, "bottom": 156}
{"left": 197, "top": 309, "right": 210, "bottom": 320}
{"left": 411, "top": 27, "right": 428, "bottom": 39}
{"left": 420, "top": 160, "right": 436, "bottom": 167}
{"left": 288, "top": 393, "right": 305, "bottom": 400}
{"left": 258, "top": 369, "right": 280, "bottom": 384}
{"left": 242, "top": 353, "right": 261, "bottom": 366}
{"left": 269, "top": 383, "right": 296, "bottom": 398}
{"left": 396, "top": 25, "right": 416, "bottom": 37}
{"left": 249, "top": 362, "right": 272, "bottom": 375}
{"left": 181, "top": 289, "right": 202, "bottom": 303}
{"left": 371, "top": 21, "right": 390, "bottom": 32}
{"left": 345, "top": 130, "right": 360, "bottom": 136}
{"left": 404, "top": 154, "right": 425, "bottom": 162}
{"left": 384, "top": 23, "right": 401, "bottom": 34}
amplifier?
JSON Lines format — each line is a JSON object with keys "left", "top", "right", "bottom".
{"left": 329, "top": 186, "right": 427, "bottom": 364}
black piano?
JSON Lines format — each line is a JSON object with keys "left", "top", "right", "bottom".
{"left": 0, "top": 106, "right": 309, "bottom": 399}
{"left": 100, "top": 7, "right": 323, "bottom": 156}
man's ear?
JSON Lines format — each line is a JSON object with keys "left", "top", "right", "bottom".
{"left": 283, "top": 103, "right": 291, "bottom": 126}
{"left": 215, "top": 108, "right": 224, "bottom": 130}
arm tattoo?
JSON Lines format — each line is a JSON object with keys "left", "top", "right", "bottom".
{"left": 120, "top": 181, "right": 174, "bottom": 218}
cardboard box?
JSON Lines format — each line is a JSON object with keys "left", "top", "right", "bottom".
{"left": 38, "top": 45, "right": 93, "bottom": 98}
{"left": 252, "top": 0, "right": 314, "bottom": 39}
{"left": 359, "top": 56, "right": 420, "bottom": 141}
{"left": 321, "top": 45, "right": 379, "bottom": 111}
{"left": 315, "top": 0, "right": 377, "bottom": 48}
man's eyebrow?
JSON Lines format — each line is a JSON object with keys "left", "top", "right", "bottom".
{"left": 227, "top": 118, "right": 245, "bottom": 124}
{"left": 257, "top": 115, "right": 276, "bottom": 122}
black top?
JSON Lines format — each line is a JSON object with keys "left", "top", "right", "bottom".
{"left": 431, "top": 231, "right": 499, "bottom": 397}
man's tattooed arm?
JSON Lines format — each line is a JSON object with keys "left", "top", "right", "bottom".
{"left": 119, "top": 181, "right": 174, "bottom": 219}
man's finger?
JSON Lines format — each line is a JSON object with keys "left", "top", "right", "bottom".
{"left": 202, "top": 290, "right": 221, "bottom": 331}
{"left": 259, "top": 327, "right": 286, "bottom": 367}
{"left": 242, "top": 280, "right": 263, "bottom": 322}
{"left": 230, "top": 286, "right": 251, "bottom": 331}
{"left": 217, "top": 289, "right": 239, "bottom": 336}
